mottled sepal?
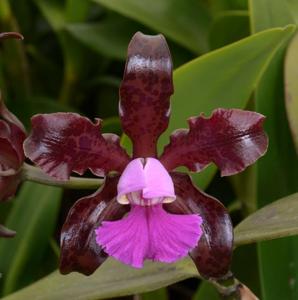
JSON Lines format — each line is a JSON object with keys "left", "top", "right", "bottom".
{"left": 0, "top": 224, "right": 16, "bottom": 238}
{"left": 160, "top": 109, "right": 268, "bottom": 176}
{"left": 24, "top": 113, "right": 130, "bottom": 180}
{"left": 164, "top": 172, "right": 233, "bottom": 279}
{"left": 120, "top": 32, "right": 173, "bottom": 157}
{"left": 60, "top": 175, "right": 129, "bottom": 275}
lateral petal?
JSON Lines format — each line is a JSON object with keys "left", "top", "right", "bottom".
{"left": 160, "top": 109, "right": 268, "bottom": 176}
{"left": 60, "top": 175, "right": 129, "bottom": 275}
{"left": 24, "top": 113, "right": 130, "bottom": 180}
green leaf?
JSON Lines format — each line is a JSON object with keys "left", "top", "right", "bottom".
{"left": 65, "top": 0, "right": 89, "bottom": 23}
{"left": 285, "top": 32, "right": 298, "bottom": 152}
{"left": 193, "top": 282, "right": 220, "bottom": 300}
{"left": 2, "top": 258, "right": 198, "bottom": 300}
{"left": 66, "top": 16, "right": 145, "bottom": 60}
{"left": 13, "top": 96, "right": 78, "bottom": 129}
{"left": 287, "top": 0, "right": 298, "bottom": 24}
{"left": 142, "top": 288, "right": 168, "bottom": 300}
{"left": 209, "top": 10, "right": 250, "bottom": 50}
{"left": 249, "top": 0, "right": 295, "bottom": 33}
{"left": 234, "top": 192, "right": 298, "bottom": 246}
{"left": 92, "top": 0, "right": 211, "bottom": 53}
{"left": 34, "top": 0, "right": 89, "bottom": 104}
{"left": 250, "top": 1, "right": 298, "bottom": 299}
{"left": 0, "top": 182, "right": 62, "bottom": 296}
{"left": 34, "top": 0, "right": 65, "bottom": 31}
{"left": 230, "top": 165, "right": 256, "bottom": 216}
{"left": 207, "top": 0, "right": 248, "bottom": 14}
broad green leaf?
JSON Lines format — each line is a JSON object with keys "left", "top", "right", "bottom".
{"left": 0, "top": 182, "right": 62, "bottom": 296}
{"left": 209, "top": 10, "right": 249, "bottom": 50}
{"left": 230, "top": 165, "right": 256, "bottom": 216}
{"left": 249, "top": 0, "right": 295, "bottom": 33}
{"left": 2, "top": 258, "right": 198, "bottom": 300}
{"left": 65, "top": 0, "right": 89, "bottom": 22}
{"left": 250, "top": 1, "right": 298, "bottom": 299}
{"left": 92, "top": 0, "right": 211, "bottom": 53}
{"left": 34, "top": 0, "right": 65, "bottom": 31}
{"left": 207, "top": 0, "right": 247, "bottom": 14}
{"left": 66, "top": 16, "right": 144, "bottom": 60}
{"left": 231, "top": 244, "right": 261, "bottom": 296}
{"left": 256, "top": 54, "right": 298, "bottom": 300}
{"left": 287, "top": 0, "right": 298, "bottom": 24}
{"left": 193, "top": 282, "right": 220, "bottom": 300}
{"left": 285, "top": 32, "right": 298, "bottom": 152}
{"left": 0, "top": 0, "right": 30, "bottom": 100}
{"left": 35, "top": 0, "right": 89, "bottom": 104}
{"left": 235, "top": 192, "right": 298, "bottom": 246}
{"left": 13, "top": 96, "right": 77, "bottom": 129}
{"left": 142, "top": 288, "right": 168, "bottom": 300}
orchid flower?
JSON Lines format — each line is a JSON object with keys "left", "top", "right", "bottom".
{"left": 0, "top": 32, "right": 26, "bottom": 238}
{"left": 24, "top": 32, "right": 268, "bottom": 279}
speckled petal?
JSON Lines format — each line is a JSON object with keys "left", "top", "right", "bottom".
{"left": 24, "top": 113, "right": 130, "bottom": 180}
{"left": 164, "top": 172, "right": 233, "bottom": 279}
{"left": 160, "top": 109, "right": 268, "bottom": 176}
{"left": 120, "top": 32, "right": 173, "bottom": 158}
{"left": 60, "top": 175, "right": 129, "bottom": 275}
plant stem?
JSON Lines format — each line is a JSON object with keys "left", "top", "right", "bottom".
{"left": 210, "top": 273, "right": 259, "bottom": 299}
{"left": 22, "top": 163, "right": 103, "bottom": 190}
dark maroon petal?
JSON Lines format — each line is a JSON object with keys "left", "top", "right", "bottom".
{"left": 119, "top": 32, "right": 173, "bottom": 158}
{"left": 0, "top": 173, "right": 21, "bottom": 202}
{"left": 160, "top": 109, "right": 268, "bottom": 176}
{"left": 60, "top": 175, "right": 129, "bottom": 275}
{"left": 0, "top": 98, "right": 26, "bottom": 163}
{"left": 0, "top": 97, "right": 26, "bottom": 133}
{"left": 0, "top": 224, "right": 16, "bottom": 238}
{"left": 0, "top": 138, "right": 20, "bottom": 173}
{"left": 164, "top": 172, "right": 233, "bottom": 279}
{"left": 24, "top": 113, "right": 130, "bottom": 180}
{"left": 0, "top": 32, "right": 24, "bottom": 41}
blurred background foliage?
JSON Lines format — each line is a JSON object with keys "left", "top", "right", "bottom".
{"left": 0, "top": 0, "right": 297, "bottom": 299}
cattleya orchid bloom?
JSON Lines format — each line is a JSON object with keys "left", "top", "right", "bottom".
{"left": 24, "top": 32, "right": 268, "bottom": 279}
{"left": 0, "top": 32, "right": 26, "bottom": 238}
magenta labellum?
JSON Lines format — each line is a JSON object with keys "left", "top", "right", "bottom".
{"left": 24, "top": 32, "right": 268, "bottom": 279}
